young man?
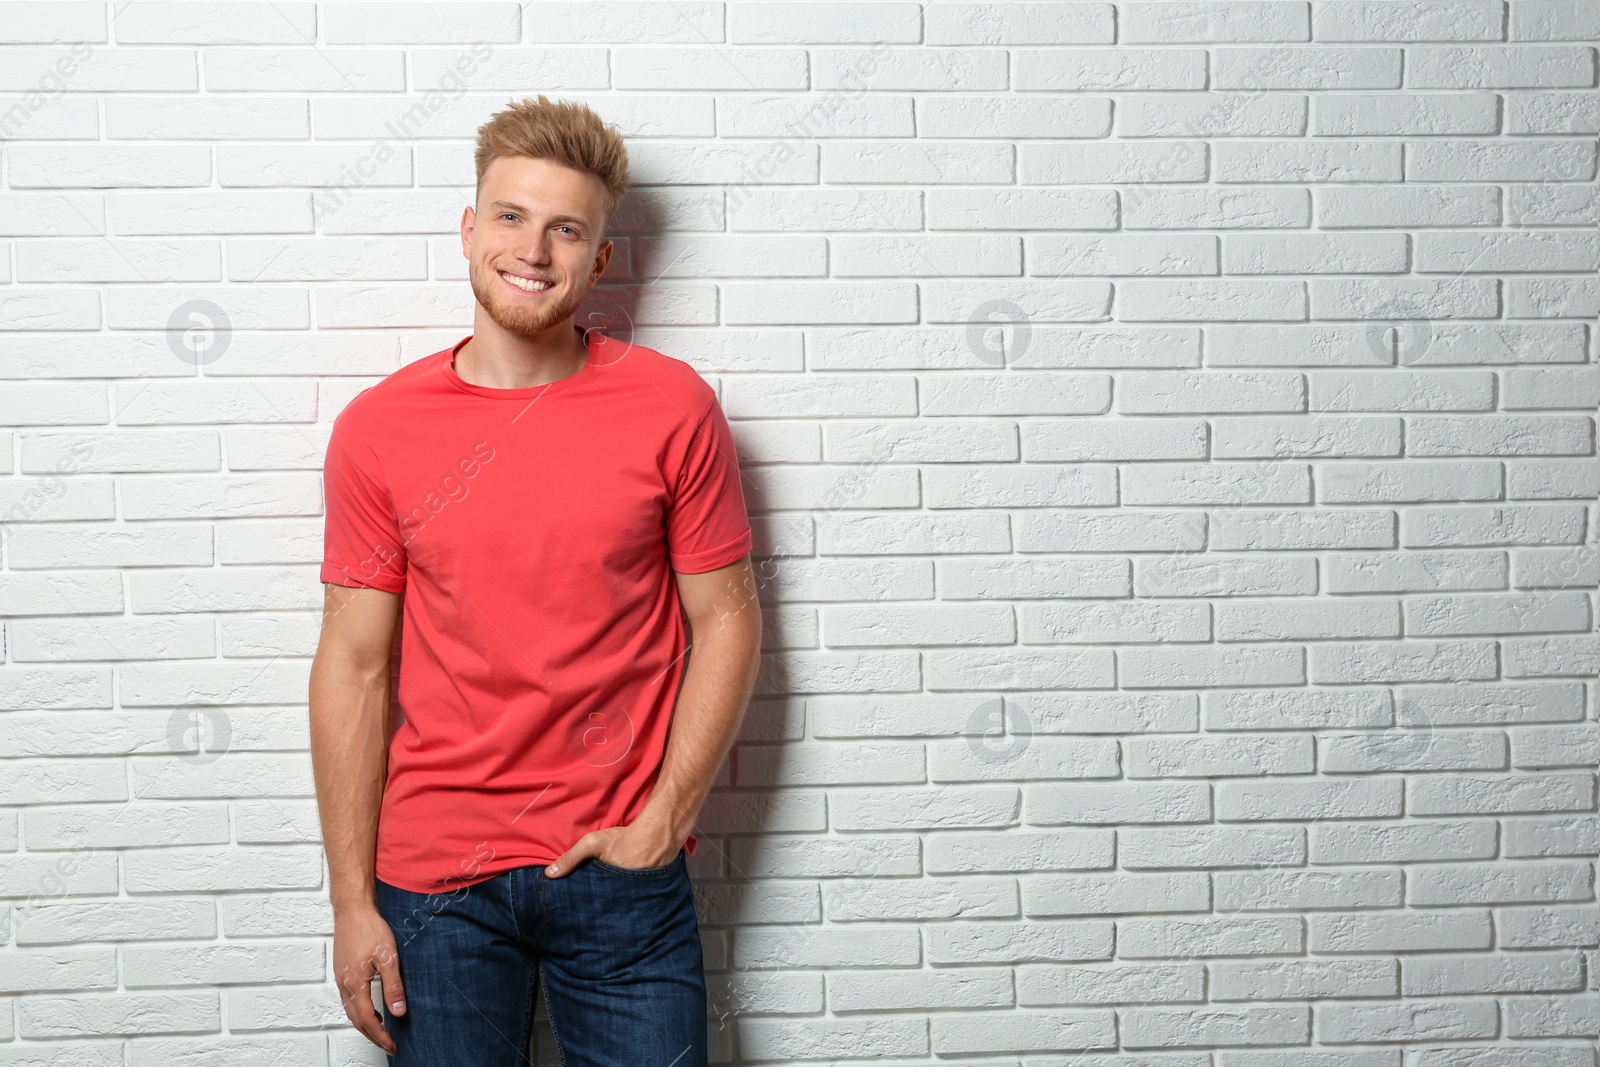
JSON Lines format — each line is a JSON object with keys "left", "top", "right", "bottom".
{"left": 309, "top": 96, "right": 762, "bottom": 1067}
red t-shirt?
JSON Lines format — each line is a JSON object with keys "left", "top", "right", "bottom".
{"left": 320, "top": 329, "right": 753, "bottom": 893}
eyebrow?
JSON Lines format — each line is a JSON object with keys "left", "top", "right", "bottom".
{"left": 486, "top": 201, "right": 592, "bottom": 228}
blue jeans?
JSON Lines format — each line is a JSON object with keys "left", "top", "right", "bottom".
{"left": 373, "top": 848, "right": 707, "bottom": 1067}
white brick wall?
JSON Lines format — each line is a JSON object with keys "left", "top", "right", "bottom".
{"left": 0, "top": 1, "right": 1597, "bottom": 1063}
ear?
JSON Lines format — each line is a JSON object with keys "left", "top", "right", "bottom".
{"left": 460, "top": 205, "right": 476, "bottom": 263}
{"left": 590, "top": 238, "right": 613, "bottom": 284}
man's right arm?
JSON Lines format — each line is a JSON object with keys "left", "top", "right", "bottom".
{"left": 310, "top": 582, "right": 400, "bottom": 909}
{"left": 309, "top": 581, "right": 406, "bottom": 1053}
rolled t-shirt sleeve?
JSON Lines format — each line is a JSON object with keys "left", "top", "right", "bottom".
{"left": 666, "top": 397, "right": 754, "bottom": 574}
{"left": 321, "top": 412, "right": 408, "bottom": 594}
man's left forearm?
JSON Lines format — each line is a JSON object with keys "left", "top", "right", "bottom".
{"left": 639, "top": 610, "right": 763, "bottom": 844}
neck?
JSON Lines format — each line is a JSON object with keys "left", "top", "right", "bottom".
{"left": 455, "top": 312, "right": 588, "bottom": 389}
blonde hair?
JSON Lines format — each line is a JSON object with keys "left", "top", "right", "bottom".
{"left": 474, "top": 95, "right": 630, "bottom": 235}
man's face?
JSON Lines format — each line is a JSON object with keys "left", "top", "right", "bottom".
{"left": 461, "top": 155, "right": 612, "bottom": 337}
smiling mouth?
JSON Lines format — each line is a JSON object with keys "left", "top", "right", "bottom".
{"left": 499, "top": 270, "right": 555, "bottom": 294}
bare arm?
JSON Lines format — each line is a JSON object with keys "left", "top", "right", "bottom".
{"left": 310, "top": 582, "right": 401, "bottom": 908}
{"left": 546, "top": 554, "right": 763, "bottom": 874}
{"left": 644, "top": 555, "right": 764, "bottom": 842}
{"left": 309, "top": 582, "right": 405, "bottom": 1053}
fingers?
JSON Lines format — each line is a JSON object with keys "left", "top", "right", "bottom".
{"left": 544, "top": 830, "right": 604, "bottom": 878}
{"left": 544, "top": 846, "right": 582, "bottom": 878}
{"left": 339, "top": 959, "right": 396, "bottom": 1055}
{"left": 377, "top": 940, "right": 407, "bottom": 1017}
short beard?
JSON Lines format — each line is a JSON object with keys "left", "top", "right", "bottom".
{"left": 469, "top": 260, "right": 586, "bottom": 338}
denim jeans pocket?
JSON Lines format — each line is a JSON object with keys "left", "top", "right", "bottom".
{"left": 589, "top": 848, "right": 684, "bottom": 877}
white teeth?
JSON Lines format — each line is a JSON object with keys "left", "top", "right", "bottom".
{"left": 503, "top": 274, "right": 552, "bottom": 292}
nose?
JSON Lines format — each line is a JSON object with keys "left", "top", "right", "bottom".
{"left": 510, "top": 231, "right": 553, "bottom": 266}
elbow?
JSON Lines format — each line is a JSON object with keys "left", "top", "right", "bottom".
{"left": 310, "top": 643, "right": 394, "bottom": 697}
{"left": 684, "top": 603, "right": 763, "bottom": 662}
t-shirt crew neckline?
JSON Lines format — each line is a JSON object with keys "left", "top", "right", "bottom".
{"left": 440, "top": 326, "right": 601, "bottom": 400}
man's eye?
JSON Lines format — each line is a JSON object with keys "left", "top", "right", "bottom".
{"left": 500, "top": 214, "right": 518, "bottom": 222}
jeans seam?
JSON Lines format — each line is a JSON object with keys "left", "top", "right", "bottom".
{"left": 507, "top": 868, "right": 529, "bottom": 945}
{"left": 519, "top": 961, "right": 538, "bottom": 1067}
{"left": 537, "top": 865, "right": 549, "bottom": 944}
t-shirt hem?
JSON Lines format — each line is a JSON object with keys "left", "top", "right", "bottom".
{"left": 375, "top": 831, "right": 699, "bottom": 893}
{"left": 374, "top": 861, "right": 510, "bottom": 895}
{"left": 320, "top": 562, "right": 406, "bottom": 595}
{"left": 669, "top": 529, "right": 753, "bottom": 574}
